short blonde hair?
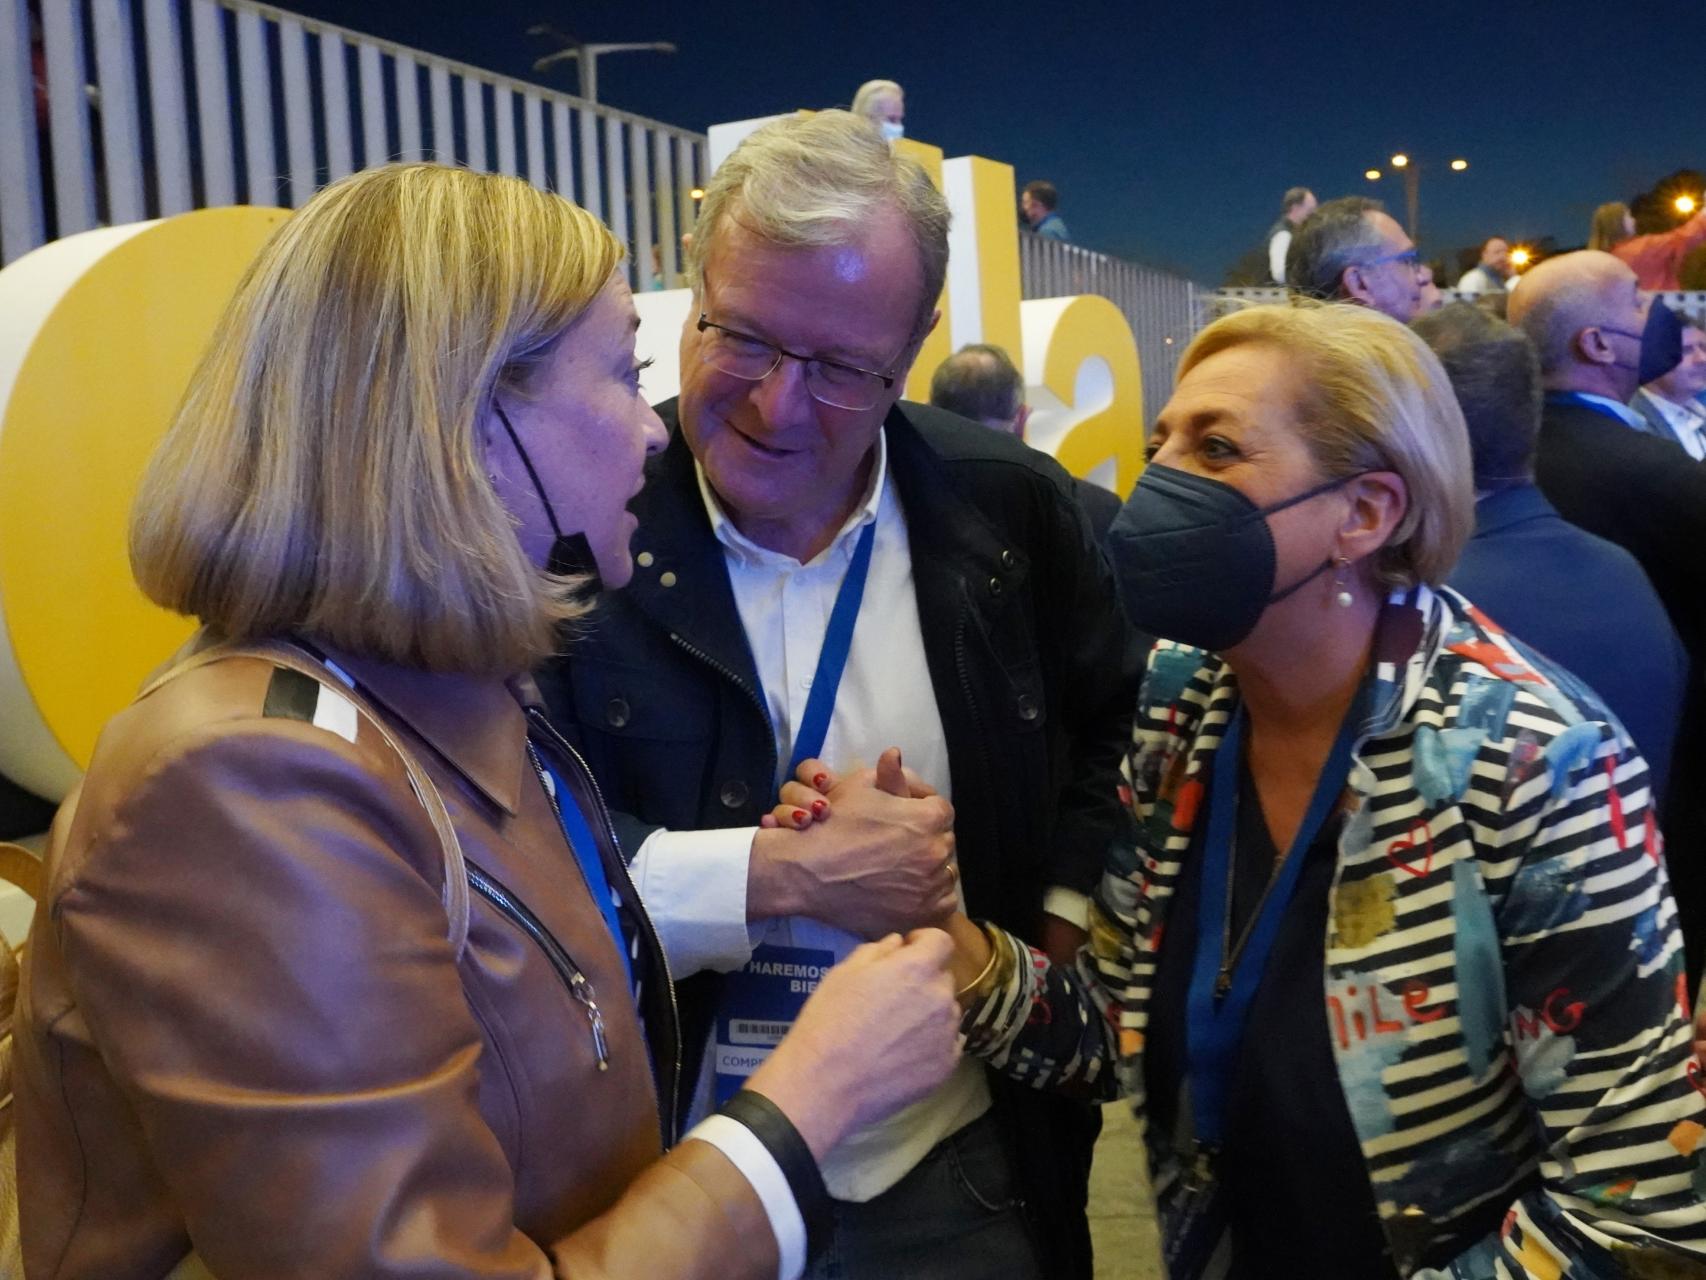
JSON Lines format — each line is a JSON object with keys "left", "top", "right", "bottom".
{"left": 688, "top": 110, "right": 949, "bottom": 335}
{"left": 1177, "top": 302, "right": 1474, "bottom": 589}
{"left": 1588, "top": 201, "right": 1631, "bottom": 252}
{"left": 851, "top": 79, "right": 903, "bottom": 120}
{"left": 131, "top": 163, "right": 622, "bottom": 676}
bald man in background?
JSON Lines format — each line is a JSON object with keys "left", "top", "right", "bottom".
{"left": 1509, "top": 249, "right": 1705, "bottom": 984}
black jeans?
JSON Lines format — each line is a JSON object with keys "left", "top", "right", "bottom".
{"left": 804, "top": 1111, "right": 1042, "bottom": 1280}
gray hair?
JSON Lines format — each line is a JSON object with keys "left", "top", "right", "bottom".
{"left": 929, "top": 344, "right": 1024, "bottom": 424}
{"left": 851, "top": 79, "right": 903, "bottom": 120}
{"left": 1285, "top": 196, "right": 1387, "bottom": 301}
{"left": 688, "top": 110, "right": 949, "bottom": 336}
{"left": 1411, "top": 303, "right": 1540, "bottom": 488}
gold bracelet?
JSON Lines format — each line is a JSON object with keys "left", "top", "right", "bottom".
{"left": 955, "top": 924, "right": 1002, "bottom": 1001}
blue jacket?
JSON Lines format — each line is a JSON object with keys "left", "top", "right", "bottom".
{"left": 966, "top": 585, "right": 1706, "bottom": 1277}
{"left": 1032, "top": 211, "right": 1070, "bottom": 241}
{"left": 1448, "top": 483, "right": 1686, "bottom": 798}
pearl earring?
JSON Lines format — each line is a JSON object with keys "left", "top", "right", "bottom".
{"left": 1332, "top": 554, "right": 1354, "bottom": 608}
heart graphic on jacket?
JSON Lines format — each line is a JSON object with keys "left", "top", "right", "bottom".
{"left": 1385, "top": 819, "right": 1434, "bottom": 878}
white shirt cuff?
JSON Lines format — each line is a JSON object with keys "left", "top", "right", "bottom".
{"left": 1042, "top": 885, "right": 1091, "bottom": 930}
{"left": 685, "top": 1113, "right": 808, "bottom": 1280}
{"left": 630, "top": 827, "right": 762, "bottom": 976}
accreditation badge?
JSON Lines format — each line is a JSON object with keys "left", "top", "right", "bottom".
{"left": 713, "top": 942, "right": 836, "bottom": 1105}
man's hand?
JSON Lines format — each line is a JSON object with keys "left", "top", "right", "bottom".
{"left": 748, "top": 749, "right": 960, "bottom": 938}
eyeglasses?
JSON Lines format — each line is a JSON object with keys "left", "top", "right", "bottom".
{"left": 696, "top": 314, "right": 897, "bottom": 411}
{"left": 1359, "top": 248, "right": 1422, "bottom": 271}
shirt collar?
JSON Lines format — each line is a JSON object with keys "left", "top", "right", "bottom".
{"left": 1555, "top": 390, "right": 1646, "bottom": 430}
{"left": 1645, "top": 389, "right": 1706, "bottom": 429}
{"left": 695, "top": 428, "right": 889, "bottom": 569}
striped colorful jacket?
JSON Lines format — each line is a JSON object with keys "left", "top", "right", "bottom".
{"left": 964, "top": 584, "right": 1706, "bottom": 1277}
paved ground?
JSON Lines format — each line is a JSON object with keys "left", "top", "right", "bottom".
{"left": 1088, "top": 1103, "right": 1165, "bottom": 1280}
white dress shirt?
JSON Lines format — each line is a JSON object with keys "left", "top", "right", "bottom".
{"left": 1268, "top": 227, "right": 1292, "bottom": 284}
{"left": 632, "top": 430, "right": 990, "bottom": 1202}
{"left": 1640, "top": 389, "right": 1706, "bottom": 461}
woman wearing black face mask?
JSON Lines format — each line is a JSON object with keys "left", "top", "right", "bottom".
{"left": 778, "top": 302, "right": 1706, "bottom": 1277}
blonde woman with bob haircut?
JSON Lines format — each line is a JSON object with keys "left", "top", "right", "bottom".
{"left": 784, "top": 302, "right": 1706, "bottom": 1275}
{"left": 17, "top": 162, "right": 963, "bottom": 1280}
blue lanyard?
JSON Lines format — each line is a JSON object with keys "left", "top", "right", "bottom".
{"left": 1184, "top": 691, "right": 1363, "bottom": 1151}
{"left": 539, "top": 756, "right": 634, "bottom": 989}
{"left": 785, "top": 520, "right": 877, "bottom": 777}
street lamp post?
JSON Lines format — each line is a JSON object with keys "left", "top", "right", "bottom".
{"left": 1364, "top": 154, "right": 1469, "bottom": 245}
{"left": 527, "top": 26, "right": 677, "bottom": 104}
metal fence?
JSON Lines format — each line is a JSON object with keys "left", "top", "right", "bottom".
{"left": 0, "top": 0, "right": 707, "bottom": 289}
{"left": 1018, "top": 230, "right": 1203, "bottom": 420}
{"left": 1216, "top": 286, "right": 1706, "bottom": 326}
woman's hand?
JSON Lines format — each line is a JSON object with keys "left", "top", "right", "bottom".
{"left": 745, "top": 929, "right": 962, "bottom": 1161}
{"left": 940, "top": 912, "right": 997, "bottom": 1002}
{"left": 758, "top": 749, "right": 940, "bottom": 829}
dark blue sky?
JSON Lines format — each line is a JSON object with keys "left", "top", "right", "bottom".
{"left": 289, "top": 0, "right": 1701, "bottom": 282}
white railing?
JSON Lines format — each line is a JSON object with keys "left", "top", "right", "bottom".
{"left": 0, "top": 0, "right": 707, "bottom": 290}
{"left": 1018, "top": 230, "right": 1203, "bottom": 424}
{"left": 1216, "top": 286, "right": 1706, "bottom": 326}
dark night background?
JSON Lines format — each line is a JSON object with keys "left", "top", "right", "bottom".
{"left": 279, "top": 0, "right": 1703, "bottom": 283}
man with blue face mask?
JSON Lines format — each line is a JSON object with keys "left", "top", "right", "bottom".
{"left": 1509, "top": 250, "right": 1706, "bottom": 985}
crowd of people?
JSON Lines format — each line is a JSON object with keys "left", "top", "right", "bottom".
{"left": 1263, "top": 181, "right": 1706, "bottom": 296}
{"left": 12, "top": 107, "right": 1706, "bottom": 1280}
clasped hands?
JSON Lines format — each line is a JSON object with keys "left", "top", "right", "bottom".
{"left": 748, "top": 748, "right": 994, "bottom": 997}
{"left": 748, "top": 747, "right": 958, "bottom": 937}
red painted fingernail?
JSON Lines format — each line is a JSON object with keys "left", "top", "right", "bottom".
{"left": 811, "top": 799, "right": 828, "bottom": 818}
{"left": 792, "top": 808, "right": 809, "bottom": 826}
{"left": 813, "top": 773, "right": 829, "bottom": 790}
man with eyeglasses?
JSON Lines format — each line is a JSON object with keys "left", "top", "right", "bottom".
{"left": 1284, "top": 194, "right": 1428, "bottom": 322}
{"left": 539, "top": 110, "right": 1139, "bottom": 1280}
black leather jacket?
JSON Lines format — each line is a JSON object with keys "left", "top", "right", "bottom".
{"left": 539, "top": 397, "right": 1141, "bottom": 1099}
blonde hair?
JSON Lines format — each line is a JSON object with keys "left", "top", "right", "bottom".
{"left": 1588, "top": 201, "right": 1631, "bottom": 252}
{"left": 1177, "top": 302, "right": 1474, "bottom": 589}
{"left": 851, "top": 79, "right": 903, "bottom": 120}
{"left": 131, "top": 163, "right": 623, "bottom": 676}
{"left": 687, "top": 109, "right": 949, "bottom": 335}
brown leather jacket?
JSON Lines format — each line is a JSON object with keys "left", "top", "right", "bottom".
{"left": 19, "top": 641, "right": 780, "bottom": 1279}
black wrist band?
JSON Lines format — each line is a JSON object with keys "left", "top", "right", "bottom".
{"left": 719, "top": 1088, "right": 834, "bottom": 1262}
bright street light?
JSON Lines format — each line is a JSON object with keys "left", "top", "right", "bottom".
{"left": 1364, "top": 153, "right": 1465, "bottom": 239}
{"left": 1678, "top": 194, "right": 1700, "bottom": 215}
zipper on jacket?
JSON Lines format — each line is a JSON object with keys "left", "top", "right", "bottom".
{"left": 465, "top": 860, "right": 611, "bottom": 1070}
{"left": 953, "top": 601, "right": 995, "bottom": 809}
{"left": 665, "top": 631, "right": 779, "bottom": 785}
{"left": 525, "top": 707, "right": 684, "bottom": 1144}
